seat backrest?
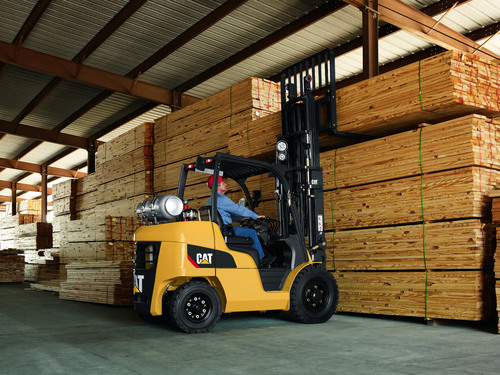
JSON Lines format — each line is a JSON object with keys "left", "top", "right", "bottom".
{"left": 199, "top": 206, "right": 224, "bottom": 228}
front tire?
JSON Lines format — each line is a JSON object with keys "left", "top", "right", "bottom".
{"left": 289, "top": 264, "right": 339, "bottom": 324}
{"left": 169, "top": 280, "right": 222, "bottom": 333}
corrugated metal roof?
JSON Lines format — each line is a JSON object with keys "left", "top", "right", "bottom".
{"left": 1, "top": 0, "right": 500, "bottom": 212}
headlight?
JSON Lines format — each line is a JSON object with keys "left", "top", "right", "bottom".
{"left": 136, "top": 195, "right": 183, "bottom": 223}
{"left": 276, "top": 140, "right": 288, "bottom": 152}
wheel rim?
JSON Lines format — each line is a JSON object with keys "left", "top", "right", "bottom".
{"left": 184, "top": 292, "right": 212, "bottom": 323}
{"left": 303, "top": 279, "right": 331, "bottom": 314}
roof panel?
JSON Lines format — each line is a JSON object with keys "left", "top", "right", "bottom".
{"left": 83, "top": 0, "right": 227, "bottom": 76}
{"left": 0, "top": 0, "right": 35, "bottom": 42}
{"left": 22, "top": 0, "right": 130, "bottom": 60}
{"left": 0, "top": 66, "right": 54, "bottom": 121}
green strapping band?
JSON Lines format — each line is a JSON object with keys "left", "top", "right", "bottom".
{"left": 419, "top": 127, "right": 428, "bottom": 319}
{"left": 334, "top": 149, "right": 338, "bottom": 189}
{"left": 418, "top": 60, "right": 424, "bottom": 111}
{"left": 330, "top": 190, "right": 336, "bottom": 271}
{"left": 329, "top": 149, "right": 338, "bottom": 270}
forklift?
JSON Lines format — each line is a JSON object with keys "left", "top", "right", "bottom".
{"left": 134, "top": 50, "right": 349, "bottom": 333}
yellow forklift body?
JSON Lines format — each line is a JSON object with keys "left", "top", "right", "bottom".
{"left": 134, "top": 221, "right": 311, "bottom": 316}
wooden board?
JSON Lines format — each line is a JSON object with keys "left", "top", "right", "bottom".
{"left": 229, "top": 51, "right": 500, "bottom": 159}
{"left": 60, "top": 260, "right": 134, "bottom": 305}
{"left": 333, "top": 270, "right": 495, "bottom": 321}
{"left": 0, "top": 249, "right": 24, "bottom": 282}
{"left": 327, "top": 219, "right": 494, "bottom": 271}
{"left": 323, "top": 114, "right": 500, "bottom": 190}
{"left": 97, "top": 170, "right": 153, "bottom": 204}
{"left": 325, "top": 167, "right": 498, "bottom": 231}
{"left": 97, "top": 146, "right": 153, "bottom": 184}
{"left": 96, "top": 122, "right": 153, "bottom": 165}
{"left": 154, "top": 77, "right": 280, "bottom": 142}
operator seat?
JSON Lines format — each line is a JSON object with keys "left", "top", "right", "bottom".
{"left": 198, "top": 206, "right": 260, "bottom": 266}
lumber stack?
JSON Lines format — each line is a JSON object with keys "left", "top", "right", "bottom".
{"left": 0, "top": 249, "right": 24, "bottom": 282}
{"left": 324, "top": 114, "right": 500, "bottom": 321}
{"left": 154, "top": 77, "right": 280, "bottom": 196}
{"left": 0, "top": 215, "right": 18, "bottom": 249}
{"left": 48, "top": 123, "right": 154, "bottom": 301}
{"left": 333, "top": 271, "right": 494, "bottom": 320}
{"left": 229, "top": 50, "right": 500, "bottom": 160}
{"left": 59, "top": 261, "right": 134, "bottom": 305}
{"left": 52, "top": 179, "right": 77, "bottom": 218}
{"left": 489, "top": 190, "right": 500, "bottom": 332}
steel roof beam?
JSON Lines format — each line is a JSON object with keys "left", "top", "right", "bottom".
{"left": 344, "top": 0, "right": 500, "bottom": 61}
{"left": 0, "top": 0, "right": 51, "bottom": 78}
{"left": 11, "top": 0, "right": 148, "bottom": 125}
{"left": 0, "top": 119, "right": 102, "bottom": 150}
{"left": 0, "top": 180, "right": 52, "bottom": 194}
{"left": 0, "top": 40, "right": 194, "bottom": 105}
{"left": 0, "top": 157, "right": 86, "bottom": 179}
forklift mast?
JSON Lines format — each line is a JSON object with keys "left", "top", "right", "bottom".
{"left": 278, "top": 49, "right": 338, "bottom": 265}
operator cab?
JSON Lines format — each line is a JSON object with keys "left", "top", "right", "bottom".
{"left": 177, "top": 153, "right": 310, "bottom": 278}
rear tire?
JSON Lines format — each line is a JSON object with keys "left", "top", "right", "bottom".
{"left": 169, "top": 280, "right": 222, "bottom": 333}
{"left": 289, "top": 264, "right": 338, "bottom": 324}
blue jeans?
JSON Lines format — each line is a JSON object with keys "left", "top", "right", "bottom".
{"left": 232, "top": 226, "right": 264, "bottom": 258}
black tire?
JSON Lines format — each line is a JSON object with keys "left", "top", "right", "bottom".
{"left": 289, "top": 264, "right": 339, "bottom": 324}
{"left": 169, "top": 280, "right": 222, "bottom": 333}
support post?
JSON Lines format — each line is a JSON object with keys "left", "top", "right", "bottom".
{"left": 10, "top": 182, "right": 17, "bottom": 216}
{"left": 362, "top": 0, "right": 379, "bottom": 79}
{"left": 41, "top": 164, "right": 48, "bottom": 222}
{"left": 87, "top": 138, "right": 96, "bottom": 174}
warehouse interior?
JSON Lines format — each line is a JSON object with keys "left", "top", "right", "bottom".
{"left": 2, "top": 0, "right": 500, "bottom": 373}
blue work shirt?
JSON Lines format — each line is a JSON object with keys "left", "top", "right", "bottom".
{"left": 207, "top": 193, "right": 258, "bottom": 225}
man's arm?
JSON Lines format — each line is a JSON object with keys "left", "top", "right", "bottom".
{"left": 218, "top": 195, "right": 259, "bottom": 221}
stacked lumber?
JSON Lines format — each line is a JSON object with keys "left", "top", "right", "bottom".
{"left": 489, "top": 190, "right": 500, "bottom": 332}
{"left": 57, "top": 214, "right": 141, "bottom": 263}
{"left": 154, "top": 77, "right": 280, "bottom": 195}
{"left": 323, "top": 113, "right": 500, "bottom": 321}
{"left": 59, "top": 261, "right": 134, "bottom": 305}
{"left": 329, "top": 219, "right": 494, "bottom": 271}
{"left": 325, "top": 167, "right": 498, "bottom": 230}
{"left": 18, "top": 214, "right": 41, "bottom": 225}
{"left": 333, "top": 270, "right": 494, "bottom": 320}
{"left": 0, "top": 215, "right": 18, "bottom": 249}
{"left": 18, "top": 199, "right": 41, "bottom": 215}
{"left": 0, "top": 249, "right": 24, "bottom": 282}
{"left": 16, "top": 222, "right": 53, "bottom": 281}
{"left": 17, "top": 222, "right": 53, "bottom": 250}
{"left": 52, "top": 179, "right": 77, "bottom": 218}
{"left": 229, "top": 50, "right": 500, "bottom": 160}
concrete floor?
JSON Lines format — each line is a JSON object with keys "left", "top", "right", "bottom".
{"left": 1, "top": 283, "right": 500, "bottom": 375}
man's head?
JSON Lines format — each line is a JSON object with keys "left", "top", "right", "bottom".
{"left": 207, "top": 175, "right": 225, "bottom": 191}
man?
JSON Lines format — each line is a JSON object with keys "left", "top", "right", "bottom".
{"left": 206, "top": 175, "right": 271, "bottom": 266}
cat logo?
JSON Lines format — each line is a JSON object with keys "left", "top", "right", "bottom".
{"left": 196, "top": 253, "right": 213, "bottom": 265}
{"left": 133, "top": 273, "right": 144, "bottom": 293}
